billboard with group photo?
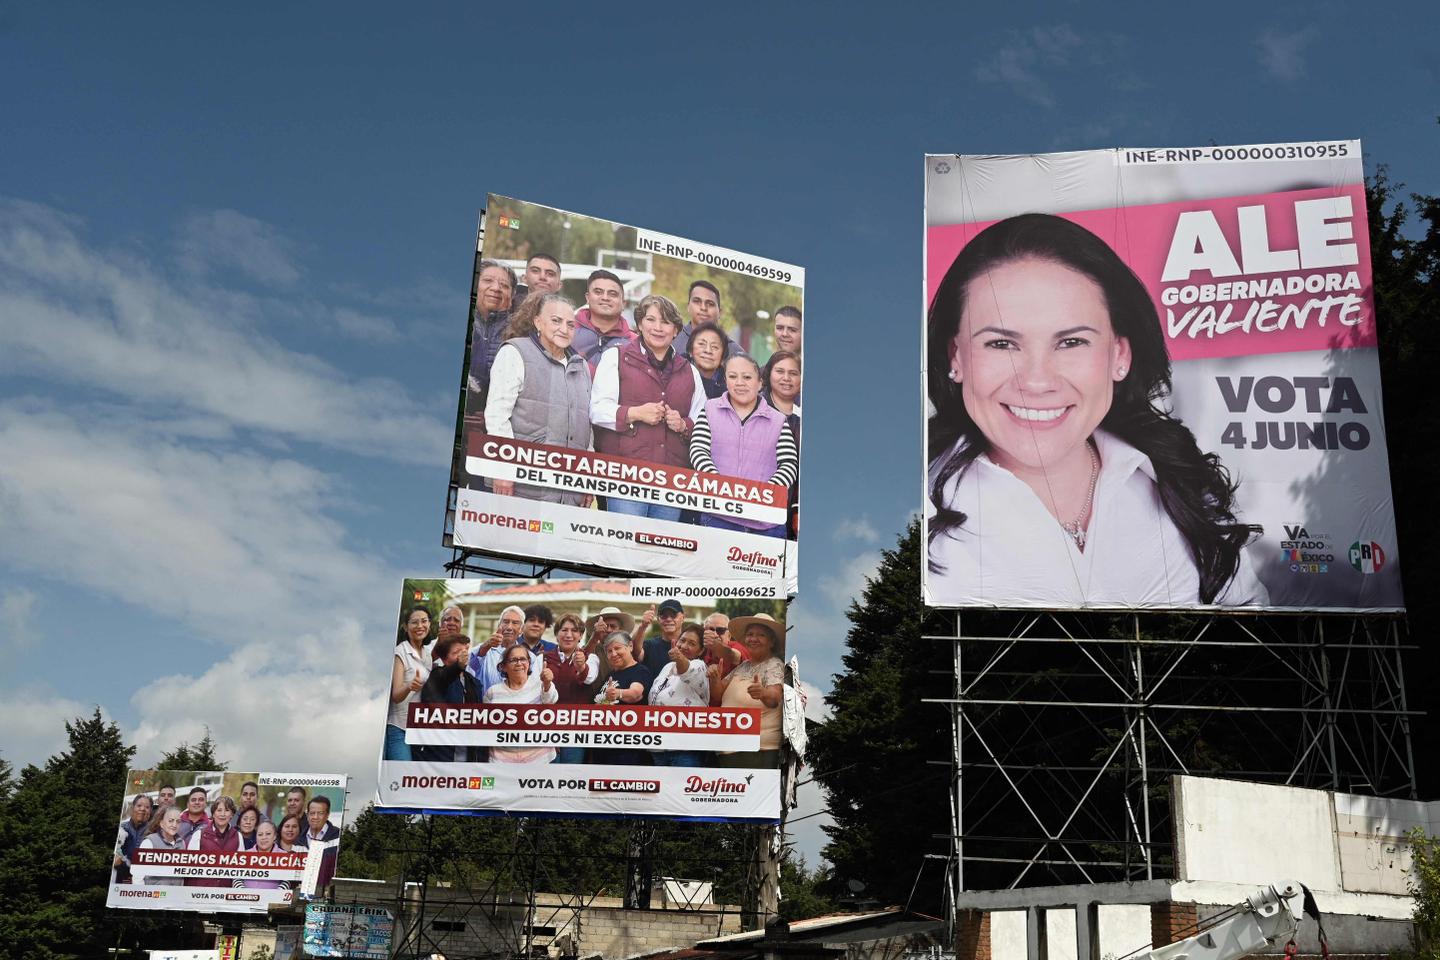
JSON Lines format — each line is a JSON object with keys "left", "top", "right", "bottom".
{"left": 923, "top": 140, "right": 1402, "bottom": 613}
{"left": 107, "top": 769, "right": 348, "bottom": 913}
{"left": 376, "top": 577, "right": 799, "bottom": 822}
{"left": 445, "top": 195, "right": 805, "bottom": 593}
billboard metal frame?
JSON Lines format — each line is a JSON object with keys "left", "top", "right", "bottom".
{"left": 928, "top": 612, "right": 1416, "bottom": 896}
{"left": 368, "top": 564, "right": 797, "bottom": 957}
{"left": 345, "top": 815, "right": 773, "bottom": 960}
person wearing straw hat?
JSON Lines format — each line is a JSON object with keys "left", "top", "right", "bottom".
{"left": 583, "top": 606, "right": 635, "bottom": 655}
{"left": 714, "top": 612, "right": 785, "bottom": 768}
{"left": 583, "top": 606, "right": 634, "bottom": 688}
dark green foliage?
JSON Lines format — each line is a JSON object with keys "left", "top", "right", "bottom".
{"left": 1366, "top": 169, "right": 1440, "bottom": 795}
{"left": 777, "top": 854, "right": 836, "bottom": 923}
{"left": 154, "top": 728, "right": 225, "bottom": 772}
{"left": 807, "top": 520, "right": 954, "bottom": 913}
{"left": 337, "top": 806, "right": 824, "bottom": 922}
{"left": 0, "top": 710, "right": 134, "bottom": 959}
{"left": 1405, "top": 829, "right": 1440, "bottom": 960}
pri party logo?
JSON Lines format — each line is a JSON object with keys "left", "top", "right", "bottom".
{"left": 1348, "top": 541, "right": 1386, "bottom": 574}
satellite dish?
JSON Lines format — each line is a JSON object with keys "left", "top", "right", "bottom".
{"left": 847, "top": 879, "right": 866, "bottom": 894}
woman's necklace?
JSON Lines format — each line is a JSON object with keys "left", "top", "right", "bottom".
{"left": 1059, "top": 440, "right": 1100, "bottom": 552}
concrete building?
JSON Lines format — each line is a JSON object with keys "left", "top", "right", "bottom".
{"left": 951, "top": 776, "right": 1430, "bottom": 960}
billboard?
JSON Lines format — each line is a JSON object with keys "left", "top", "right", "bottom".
{"left": 376, "top": 577, "right": 795, "bottom": 822}
{"left": 107, "top": 769, "right": 348, "bottom": 913}
{"left": 304, "top": 904, "right": 394, "bottom": 959}
{"left": 446, "top": 196, "right": 805, "bottom": 593}
{"left": 923, "top": 140, "right": 1402, "bottom": 612}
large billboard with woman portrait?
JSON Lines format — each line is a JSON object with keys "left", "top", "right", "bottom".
{"left": 106, "top": 769, "right": 348, "bottom": 914}
{"left": 923, "top": 141, "right": 1402, "bottom": 613}
{"left": 375, "top": 577, "right": 798, "bottom": 822}
{"left": 445, "top": 196, "right": 805, "bottom": 593}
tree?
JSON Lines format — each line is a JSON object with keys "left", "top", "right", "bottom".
{"left": 777, "top": 852, "right": 836, "bottom": 922}
{"left": 155, "top": 726, "right": 225, "bottom": 771}
{"left": 1366, "top": 168, "right": 1440, "bottom": 797}
{"left": 807, "top": 520, "right": 953, "bottom": 913}
{"left": 0, "top": 710, "right": 134, "bottom": 960}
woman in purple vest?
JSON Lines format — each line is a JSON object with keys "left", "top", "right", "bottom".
{"left": 590, "top": 294, "right": 706, "bottom": 521}
{"left": 689, "top": 355, "right": 798, "bottom": 538}
{"left": 185, "top": 795, "right": 241, "bottom": 887}
{"left": 485, "top": 292, "right": 594, "bottom": 505}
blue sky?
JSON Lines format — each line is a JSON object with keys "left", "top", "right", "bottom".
{"left": 1, "top": 3, "right": 1436, "bottom": 866}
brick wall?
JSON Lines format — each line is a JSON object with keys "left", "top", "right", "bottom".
{"left": 955, "top": 909, "right": 991, "bottom": 960}
{"left": 1150, "top": 902, "right": 1199, "bottom": 948}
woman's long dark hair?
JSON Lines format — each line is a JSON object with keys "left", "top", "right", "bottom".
{"left": 926, "top": 213, "right": 1258, "bottom": 603}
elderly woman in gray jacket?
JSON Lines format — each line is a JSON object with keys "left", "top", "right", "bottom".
{"left": 484, "top": 292, "right": 594, "bottom": 505}
{"left": 138, "top": 805, "right": 188, "bottom": 886}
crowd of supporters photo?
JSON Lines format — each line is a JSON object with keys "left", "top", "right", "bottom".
{"left": 386, "top": 599, "right": 785, "bottom": 770}
{"left": 111, "top": 777, "right": 341, "bottom": 892}
{"left": 464, "top": 254, "right": 802, "bottom": 538}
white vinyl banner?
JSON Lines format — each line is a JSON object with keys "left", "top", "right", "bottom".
{"left": 922, "top": 141, "right": 1402, "bottom": 612}
{"left": 450, "top": 195, "right": 805, "bottom": 593}
{"left": 107, "top": 770, "right": 348, "bottom": 914}
{"left": 378, "top": 762, "right": 780, "bottom": 820}
{"left": 453, "top": 489, "right": 796, "bottom": 586}
{"left": 378, "top": 577, "right": 792, "bottom": 822}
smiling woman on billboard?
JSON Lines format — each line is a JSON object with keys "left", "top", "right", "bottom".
{"left": 925, "top": 213, "right": 1266, "bottom": 608}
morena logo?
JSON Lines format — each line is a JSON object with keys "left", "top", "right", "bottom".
{"left": 458, "top": 509, "right": 554, "bottom": 534}
{"left": 118, "top": 888, "right": 166, "bottom": 899}
{"left": 1349, "top": 541, "right": 1386, "bottom": 574}
{"left": 400, "top": 774, "right": 493, "bottom": 790}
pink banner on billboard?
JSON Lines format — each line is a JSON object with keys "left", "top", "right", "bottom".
{"left": 922, "top": 141, "right": 1402, "bottom": 612}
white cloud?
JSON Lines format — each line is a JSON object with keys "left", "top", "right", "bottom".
{"left": 788, "top": 549, "right": 882, "bottom": 688}
{"left": 0, "top": 586, "right": 37, "bottom": 650}
{"left": 0, "top": 402, "right": 399, "bottom": 802}
{"left": 332, "top": 306, "right": 403, "bottom": 343}
{"left": 0, "top": 404, "right": 394, "bottom": 641}
{"left": 831, "top": 515, "right": 880, "bottom": 545}
{"left": 0, "top": 687, "right": 106, "bottom": 768}
{"left": 784, "top": 775, "right": 833, "bottom": 869}
{"left": 974, "top": 24, "right": 1085, "bottom": 108}
{"left": 128, "top": 638, "right": 388, "bottom": 803}
{"left": 177, "top": 208, "right": 303, "bottom": 288}
{"left": 0, "top": 200, "right": 433, "bottom": 808}
{"left": 1255, "top": 26, "right": 1320, "bottom": 82}
{"left": 0, "top": 198, "right": 450, "bottom": 461}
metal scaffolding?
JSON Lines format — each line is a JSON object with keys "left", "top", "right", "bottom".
{"left": 378, "top": 816, "right": 764, "bottom": 960}
{"left": 928, "top": 611, "right": 1417, "bottom": 894}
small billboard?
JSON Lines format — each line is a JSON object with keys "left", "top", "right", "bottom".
{"left": 107, "top": 769, "right": 348, "bottom": 914}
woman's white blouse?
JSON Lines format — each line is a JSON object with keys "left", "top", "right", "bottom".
{"left": 925, "top": 430, "right": 1267, "bottom": 609}
{"left": 387, "top": 641, "right": 433, "bottom": 728}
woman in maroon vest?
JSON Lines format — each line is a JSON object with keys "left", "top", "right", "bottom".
{"left": 590, "top": 294, "right": 706, "bottom": 521}
{"left": 184, "top": 794, "right": 241, "bottom": 887}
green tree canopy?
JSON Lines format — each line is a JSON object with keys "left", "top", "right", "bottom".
{"left": 155, "top": 727, "right": 225, "bottom": 771}
{"left": 807, "top": 520, "right": 953, "bottom": 913}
